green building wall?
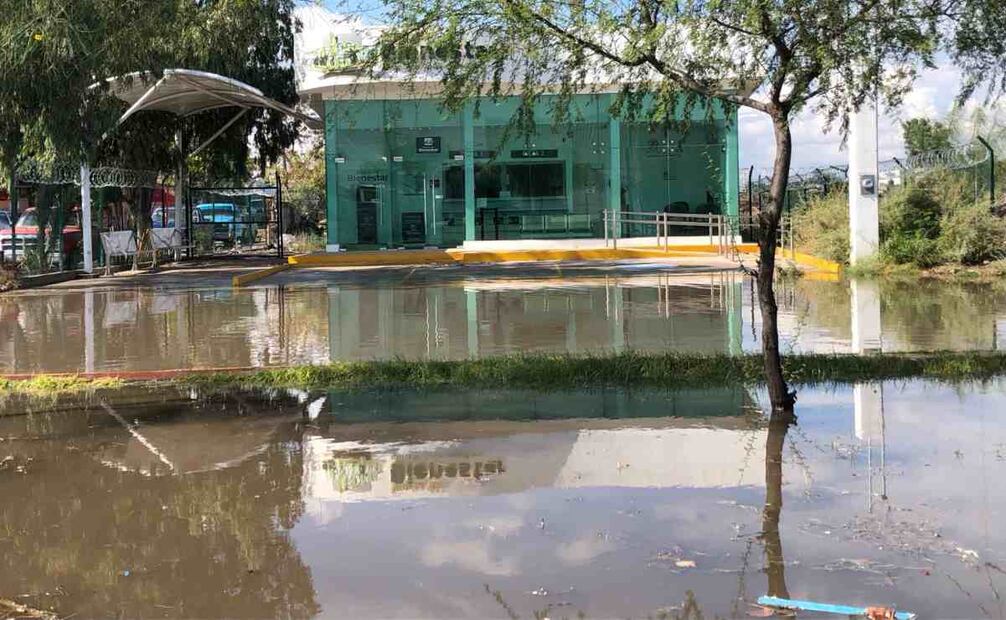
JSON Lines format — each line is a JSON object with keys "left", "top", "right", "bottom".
{"left": 323, "top": 93, "right": 739, "bottom": 249}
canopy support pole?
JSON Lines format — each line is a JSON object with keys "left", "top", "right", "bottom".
{"left": 175, "top": 128, "right": 186, "bottom": 260}
{"left": 81, "top": 164, "right": 94, "bottom": 273}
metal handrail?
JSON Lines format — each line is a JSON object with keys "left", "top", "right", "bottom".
{"left": 602, "top": 210, "right": 730, "bottom": 254}
{"left": 602, "top": 209, "right": 796, "bottom": 260}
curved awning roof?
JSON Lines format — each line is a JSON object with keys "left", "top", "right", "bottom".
{"left": 103, "top": 69, "right": 319, "bottom": 126}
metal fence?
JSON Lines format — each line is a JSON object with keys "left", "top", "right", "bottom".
{"left": 186, "top": 181, "right": 284, "bottom": 259}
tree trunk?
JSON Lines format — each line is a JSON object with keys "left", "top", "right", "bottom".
{"left": 762, "top": 407, "right": 795, "bottom": 598}
{"left": 757, "top": 116, "right": 796, "bottom": 412}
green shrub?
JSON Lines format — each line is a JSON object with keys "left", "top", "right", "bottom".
{"left": 938, "top": 203, "right": 1006, "bottom": 265}
{"left": 881, "top": 234, "right": 943, "bottom": 267}
{"left": 881, "top": 185, "right": 943, "bottom": 239}
{"left": 792, "top": 191, "right": 849, "bottom": 262}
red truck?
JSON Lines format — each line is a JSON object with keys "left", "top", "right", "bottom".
{"left": 0, "top": 208, "right": 83, "bottom": 261}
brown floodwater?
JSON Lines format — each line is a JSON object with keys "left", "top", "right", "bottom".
{"left": 2, "top": 381, "right": 1005, "bottom": 618}
{"left": 2, "top": 267, "right": 1006, "bottom": 374}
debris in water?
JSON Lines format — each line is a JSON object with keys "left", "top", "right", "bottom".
{"left": 956, "top": 547, "right": 980, "bottom": 563}
{"left": 674, "top": 560, "right": 696, "bottom": 569}
{"left": 756, "top": 596, "right": 916, "bottom": 619}
{"left": 531, "top": 588, "right": 549, "bottom": 596}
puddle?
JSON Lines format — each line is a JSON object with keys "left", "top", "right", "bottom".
{"left": 3, "top": 269, "right": 1006, "bottom": 373}
{"left": 2, "top": 381, "right": 1006, "bottom": 617}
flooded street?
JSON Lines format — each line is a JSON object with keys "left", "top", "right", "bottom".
{"left": 2, "top": 265, "right": 1006, "bottom": 373}
{"left": 2, "top": 381, "right": 1006, "bottom": 618}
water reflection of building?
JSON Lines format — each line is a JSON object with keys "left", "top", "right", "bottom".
{"left": 302, "top": 387, "right": 765, "bottom": 513}
{"left": 327, "top": 272, "right": 745, "bottom": 360}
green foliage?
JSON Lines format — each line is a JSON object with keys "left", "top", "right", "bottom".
{"left": 0, "top": 0, "right": 300, "bottom": 185}
{"left": 792, "top": 191, "right": 849, "bottom": 262}
{"left": 902, "top": 118, "right": 954, "bottom": 156}
{"left": 270, "top": 141, "right": 326, "bottom": 230}
{"left": 881, "top": 185, "right": 943, "bottom": 239}
{"left": 939, "top": 202, "right": 1006, "bottom": 264}
{"left": 0, "top": 262, "right": 19, "bottom": 291}
{"left": 881, "top": 234, "right": 944, "bottom": 267}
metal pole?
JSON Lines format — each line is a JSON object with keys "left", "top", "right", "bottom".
{"left": 276, "top": 171, "right": 284, "bottom": 258}
{"left": 80, "top": 165, "right": 94, "bottom": 273}
{"left": 7, "top": 162, "right": 18, "bottom": 263}
{"left": 175, "top": 128, "right": 186, "bottom": 261}
{"left": 746, "top": 166, "right": 754, "bottom": 241}
{"left": 977, "top": 135, "right": 995, "bottom": 205}
{"left": 603, "top": 209, "right": 609, "bottom": 247}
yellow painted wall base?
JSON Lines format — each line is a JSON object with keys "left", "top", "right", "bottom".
{"left": 224, "top": 243, "right": 842, "bottom": 287}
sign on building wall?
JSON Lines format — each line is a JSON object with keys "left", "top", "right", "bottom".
{"left": 511, "top": 149, "right": 559, "bottom": 159}
{"left": 416, "top": 137, "right": 441, "bottom": 153}
{"left": 449, "top": 150, "right": 496, "bottom": 160}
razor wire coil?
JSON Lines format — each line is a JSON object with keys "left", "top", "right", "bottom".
{"left": 16, "top": 160, "right": 161, "bottom": 188}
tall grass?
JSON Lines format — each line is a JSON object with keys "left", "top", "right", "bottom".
{"left": 179, "top": 351, "right": 1006, "bottom": 391}
{"left": 793, "top": 170, "right": 1006, "bottom": 268}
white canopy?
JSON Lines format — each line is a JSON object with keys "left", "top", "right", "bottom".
{"left": 77, "top": 69, "right": 317, "bottom": 273}
{"left": 105, "top": 68, "right": 318, "bottom": 126}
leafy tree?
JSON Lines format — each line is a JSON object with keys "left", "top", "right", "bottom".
{"left": 1, "top": 0, "right": 302, "bottom": 270}
{"left": 902, "top": 118, "right": 954, "bottom": 157}
{"left": 270, "top": 140, "right": 327, "bottom": 233}
{"left": 372, "top": 0, "right": 947, "bottom": 410}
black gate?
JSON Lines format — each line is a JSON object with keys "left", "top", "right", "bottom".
{"left": 186, "top": 177, "right": 283, "bottom": 259}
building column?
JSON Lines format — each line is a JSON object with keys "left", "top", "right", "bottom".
{"left": 848, "top": 98, "right": 880, "bottom": 263}
{"left": 608, "top": 117, "right": 622, "bottom": 215}
{"left": 724, "top": 111, "right": 740, "bottom": 218}
{"left": 324, "top": 100, "right": 341, "bottom": 252}
{"left": 463, "top": 104, "right": 476, "bottom": 242}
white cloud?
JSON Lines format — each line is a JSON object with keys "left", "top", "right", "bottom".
{"left": 739, "top": 63, "right": 964, "bottom": 172}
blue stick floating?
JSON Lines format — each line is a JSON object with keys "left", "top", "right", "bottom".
{"left": 757, "top": 596, "right": 917, "bottom": 620}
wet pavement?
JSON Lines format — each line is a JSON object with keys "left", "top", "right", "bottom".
{"left": 2, "top": 381, "right": 1005, "bottom": 618}
{"left": 3, "top": 265, "right": 1006, "bottom": 373}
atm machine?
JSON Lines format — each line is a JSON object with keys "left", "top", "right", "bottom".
{"left": 356, "top": 185, "right": 379, "bottom": 245}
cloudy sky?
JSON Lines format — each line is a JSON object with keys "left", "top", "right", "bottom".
{"left": 739, "top": 63, "right": 964, "bottom": 173}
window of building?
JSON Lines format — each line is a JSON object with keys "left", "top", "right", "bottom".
{"left": 444, "top": 162, "right": 565, "bottom": 200}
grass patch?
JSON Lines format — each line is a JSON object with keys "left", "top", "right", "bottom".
{"left": 0, "top": 375, "right": 124, "bottom": 397}
{"left": 177, "top": 351, "right": 1006, "bottom": 392}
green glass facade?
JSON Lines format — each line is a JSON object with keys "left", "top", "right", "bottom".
{"left": 324, "top": 93, "right": 739, "bottom": 248}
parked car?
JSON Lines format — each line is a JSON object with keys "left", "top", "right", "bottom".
{"left": 0, "top": 211, "right": 11, "bottom": 232}
{"left": 0, "top": 208, "right": 82, "bottom": 259}
{"left": 151, "top": 206, "right": 176, "bottom": 228}
{"left": 193, "top": 203, "right": 255, "bottom": 243}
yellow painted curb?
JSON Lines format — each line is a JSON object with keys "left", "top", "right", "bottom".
{"left": 734, "top": 245, "right": 842, "bottom": 275}
{"left": 232, "top": 263, "right": 292, "bottom": 288}
{"left": 289, "top": 249, "right": 455, "bottom": 267}
{"left": 285, "top": 244, "right": 746, "bottom": 269}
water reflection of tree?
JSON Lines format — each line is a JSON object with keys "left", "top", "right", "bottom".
{"left": 761, "top": 407, "right": 796, "bottom": 600}
{"left": 0, "top": 420, "right": 319, "bottom": 618}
